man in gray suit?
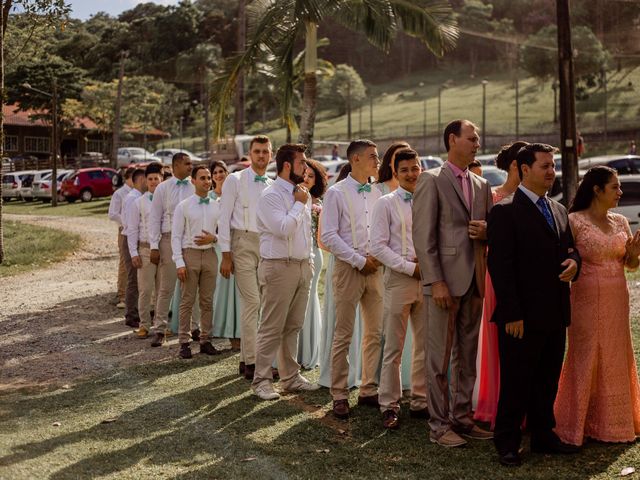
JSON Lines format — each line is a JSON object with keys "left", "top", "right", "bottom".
{"left": 413, "top": 119, "right": 493, "bottom": 447}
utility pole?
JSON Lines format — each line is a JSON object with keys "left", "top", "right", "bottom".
{"left": 234, "top": 0, "right": 246, "bottom": 135}
{"left": 557, "top": 0, "right": 579, "bottom": 205}
{"left": 369, "top": 93, "right": 373, "bottom": 137}
{"left": 346, "top": 80, "right": 352, "bottom": 139}
{"left": 602, "top": 67, "right": 608, "bottom": 149}
{"left": 112, "top": 50, "right": 127, "bottom": 169}
{"left": 51, "top": 78, "right": 58, "bottom": 208}
{"left": 481, "top": 80, "right": 488, "bottom": 154}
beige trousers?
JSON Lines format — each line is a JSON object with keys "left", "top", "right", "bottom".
{"left": 252, "top": 259, "right": 313, "bottom": 388}
{"left": 137, "top": 245, "right": 159, "bottom": 330}
{"left": 178, "top": 248, "right": 217, "bottom": 344}
{"left": 117, "top": 230, "right": 127, "bottom": 300}
{"left": 379, "top": 269, "right": 427, "bottom": 413}
{"left": 231, "top": 229, "right": 261, "bottom": 365}
{"left": 330, "top": 258, "right": 383, "bottom": 400}
{"left": 152, "top": 233, "right": 176, "bottom": 333}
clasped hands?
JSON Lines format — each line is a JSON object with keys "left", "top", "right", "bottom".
{"left": 625, "top": 230, "right": 640, "bottom": 266}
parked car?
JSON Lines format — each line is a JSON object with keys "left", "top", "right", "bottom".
{"left": 480, "top": 165, "right": 508, "bottom": 187}
{"left": 116, "top": 148, "right": 161, "bottom": 167}
{"left": 325, "top": 160, "right": 350, "bottom": 185}
{"left": 313, "top": 154, "right": 343, "bottom": 163}
{"left": 33, "top": 169, "right": 74, "bottom": 202}
{"left": 420, "top": 156, "right": 444, "bottom": 170}
{"left": 61, "top": 167, "right": 118, "bottom": 202}
{"left": 2, "top": 170, "right": 37, "bottom": 201}
{"left": 153, "top": 148, "right": 198, "bottom": 165}
{"left": 578, "top": 155, "right": 640, "bottom": 175}
{"left": 20, "top": 170, "right": 52, "bottom": 202}
{"left": 474, "top": 153, "right": 496, "bottom": 166}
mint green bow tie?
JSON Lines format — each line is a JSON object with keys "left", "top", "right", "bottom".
{"left": 176, "top": 178, "right": 189, "bottom": 186}
{"left": 358, "top": 183, "right": 372, "bottom": 193}
{"left": 148, "top": 194, "right": 153, "bottom": 201}
{"left": 404, "top": 192, "right": 413, "bottom": 201}
{"left": 254, "top": 175, "right": 267, "bottom": 183}
{"left": 198, "top": 197, "right": 210, "bottom": 205}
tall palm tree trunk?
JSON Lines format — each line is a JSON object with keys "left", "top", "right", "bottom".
{"left": 298, "top": 20, "right": 317, "bottom": 153}
{"left": 0, "top": 1, "right": 10, "bottom": 264}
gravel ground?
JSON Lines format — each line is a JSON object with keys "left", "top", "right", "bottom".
{"left": 0, "top": 214, "right": 201, "bottom": 392}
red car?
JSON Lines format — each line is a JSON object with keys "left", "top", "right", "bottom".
{"left": 61, "top": 167, "right": 117, "bottom": 202}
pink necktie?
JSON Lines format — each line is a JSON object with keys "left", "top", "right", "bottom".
{"left": 460, "top": 170, "right": 471, "bottom": 210}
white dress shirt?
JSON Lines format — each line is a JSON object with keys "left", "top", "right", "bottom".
{"left": 148, "top": 176, "right": 195, "bottom": 249}
{"left": 121, "top": 188, "right": 143, "bottom": 237}
{"left": 370, "top": 186, "right": 418, "bottom": 277}
{"left": 320, "top": 173, "right": 381, "bottom": 270}
{"left": 126, "top": 191, "right": 154, "bottom": 257}
{"left": 107, "top": 184, "right": 132, "bottom": 227}
{"left": 257, "top": 176, "right": 313, "bottom": 260}
{"left": 218, "top": 166, "right": 273, "bottom": 252}
{"left": 171, "top": 194, "right": 221, "bottom": 269}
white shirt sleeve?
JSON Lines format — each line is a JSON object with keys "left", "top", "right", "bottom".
{"left": 171, "top": 201, "right": 186, "bottom": 269}
{"left": 148, "top": 183, "right": 164, "bottom": 249}
{"left": 218, "top": 174, "right": 239, "bottom": 252}
{"left": 320, "top": 188, "right": 367, "bottom": 270}
{"left": 370, "top": 198, "right": 417, "bottom": 276}
{"left": 108, "top": 189, "right": 123, "bottom": 225}
{"left": 127, "top": 199, "right": 142, "bottom": 258}
{"left": 258, "top": 191, "right": 305, "bottom": 238}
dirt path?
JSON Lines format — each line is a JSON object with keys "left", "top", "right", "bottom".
{"left": 0, "top": 214, "right": 184, "bottom": 392}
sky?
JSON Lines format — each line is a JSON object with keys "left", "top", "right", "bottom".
{"left": 65, "top": 0, "right": 180, "bottom": 20}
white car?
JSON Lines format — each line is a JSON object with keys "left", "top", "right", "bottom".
{"left": 420, "top": 156, "right": 444, "bottom": 170}
{"left": 153, "top": 148, "right": 198, "bottom": 165}
{"left": 325, "top": 160, "right": 349, "bottom": 185}
{"left": 32, "top": 169, "right": 74, "bottom": 202}
{"left": 480, "top": 165, "right": 507, "bottom": 187}
{"left": 2, "top": 170, "right": 37, "bottom": 201}
{"left": 20, "top": 170, "right": 52, "bottom": 201}
{"left": 116, "top": 147, "right": 161, "bottom": 167}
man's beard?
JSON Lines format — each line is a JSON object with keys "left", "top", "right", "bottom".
{"left": 290, "top": 171, "right": 305, "bottom": 185}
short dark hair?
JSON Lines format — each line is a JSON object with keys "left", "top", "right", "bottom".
{"left": 468, "top": 160, "right": 482, "bottom": 169}
{"left": 496, "top": 141, "right": 529, "bottom": 172}
{"left": 304, "top": 159, "right": 328, "bottom": 198}
{"left": 191, "top": 165, "right": 209, "bottom": 178}
{"left": 172, "top": 152, "right": 191, "bottom": 166}
{"left": 346, "top": 139, "right": 377, "bottom": 162}
{"left": 516, "top": 143, "right": 557, "bottom": 180}
{"left": 250, "top": 135, "right": 271, "bottom": 150}
{"left": 209, "top": 160, "right": 228, "bottom": 189}
{"left": 569, "top": 166, "right": 617, "bottom": 213}
{"left": 443, "top": 119, "right": 477, "bottom": 152}
{"left": 276, "top": 143, "right": 306, "bottom": 174}
{"left": 378, "top": 141, "right": 410, "bottom": 183}
{"left": 145, "top": 162, "right": 163, "bottom": 176}
{"left": 124, "top": 166, "right": 136, "bottom": 179}
{"left": 132, "top": 168, "right": 146, "bottom": 184}
{"left": 393, "top": 148, "right": 419, "bottom": 173}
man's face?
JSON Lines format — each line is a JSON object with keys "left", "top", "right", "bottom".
{"left": 288, "top": 152, "right": 307, "bottom": 185}
{"left": 192, "top": 168, "right": 212, "bottom": 193}
{"left": 146, "top": 173, "right": 162, "bottom": 193}
{"left": 523, "top": 152, "right": 556, "bottom": 192}
{"left": 395, "top": 158, "right": 422, "bottom": 193}
{"left": 356, "top": 146, "right": 380, "bottom": 178}
{"left": 174, "top": 157, "right": 193, "bottom": 179}
{"left": 250, "top": 141, "right": 272, "bottom": 171}
{"left": 450, "top": 123, "right": 480, "bottom": 166}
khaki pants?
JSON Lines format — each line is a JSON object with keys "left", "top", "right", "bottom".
{"left": 117, "top": 230, "right": 127, "bottom": 300}
{"left": 178, "top": 248, "right": 217, "bottom": 344}
{"left": 153, "top": 233, "right": 176, "bottom": 333}
{"left": 379, "top": 270, "right": 427, "bottom": 413}
{"left": 231, "top": 229, "right": 261, "bottom": 365}
{"left": 252, "top": 259, "right": 313, "bottom": 388}
{"left": 137, "top": 244, "right": 159, "bottom": 330}
{"left": 330, "top": 258, "right": 383, "bottom": 400}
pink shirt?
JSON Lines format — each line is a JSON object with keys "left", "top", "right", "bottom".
{"left": 446, "top": 161, "right": 472, "bottom": 209}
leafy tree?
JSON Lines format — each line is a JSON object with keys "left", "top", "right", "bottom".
{"left": 318, "top": 63, "right": 366, "bottom": 115}
{"left": 455, "top": 0, "right": 494, "bottom": 77}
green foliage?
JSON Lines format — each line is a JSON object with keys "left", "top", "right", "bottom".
{"left": 318, "top": 64, "right": 366, "bottom": 115}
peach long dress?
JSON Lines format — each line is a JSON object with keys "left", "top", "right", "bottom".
{"left": 554, "top": 212, "right": 640, "bottom": 445}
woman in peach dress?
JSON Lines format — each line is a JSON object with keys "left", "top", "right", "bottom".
{"left": 474, "top": 142, "right": 526, "bottom": 427}
{"left": 554, "top": 166, "right": 640, "bottom": 445}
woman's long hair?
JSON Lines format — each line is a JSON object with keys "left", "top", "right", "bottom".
{"left": 569, "top": 165, "right": 617, "bottom": 213}
{"left": 377, "top": 141, "right": 410, "bottom": 183}
{"left": 209, "top": 160, "right": 229, "bottom": 190}
{"left": 496, "top": 141, "right": 528, "bottom": 172}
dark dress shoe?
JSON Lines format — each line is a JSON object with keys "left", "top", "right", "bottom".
{"left": 357, "top": 394, "right": 379, "bottom": 408}
{"left": 382, "top": 409, "right": 400, "bottom": 429}
{"left": 150, "top": 332, "right": 164, "bottom": 347}
{"left": 125, "top": 318, "right": 140, "bottom": 328}
{"left": 531, "top": 438, "right": 580, "bottom": 454}
{"left": 191, "top": 328, "right": 200, "bottom": 342}
{"left": 409, "top": 408, "right": 430, "bottom": 420}
{"left": 498, "top": 451, "right": 522, "bottom": 467}
{"left": 271, "top": 368, "right": 280, "bottom": 381}
{"left": 239, "top": 361, "right": 246, "bottom": 375}
{"left": 244, "top": 363, "right": 255, "bottom": 380}
{"left": 333, "top": 399, "right": 350, "bottom": 419}
{"left": 179, "top": 343, "right": 192, "bottom": 359}
{"left": 200, "top": 341, "right": 221, "bottom": 355}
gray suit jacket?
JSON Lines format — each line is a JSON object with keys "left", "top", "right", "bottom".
{"left": 412, "top": 163, "right": 493, "bottom": 297}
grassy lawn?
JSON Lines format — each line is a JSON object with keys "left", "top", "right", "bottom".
{"left": 2, "top": 197, "right": 111, "bottom": 217}
{"left": 0, "top": 220, "right": 82, "bottom": 277}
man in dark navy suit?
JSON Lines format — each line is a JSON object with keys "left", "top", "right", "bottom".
{"left": 487, "top": 143, "right": 581, "bottom": 466}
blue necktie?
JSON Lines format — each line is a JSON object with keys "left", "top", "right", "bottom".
{"left": 176, "top": 178, "right": 189, "bottom": 186}
{"left": 199, "top": 197, "right": 210, "bottom": 205}
{"left": 358, "top": 183, "right": 372, "bottom": 193}
{"left": 536, "top": 197, "right": 555, "bottom": 230}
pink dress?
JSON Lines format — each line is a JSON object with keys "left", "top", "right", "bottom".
{"left": 474, "top": 190, "right": 507, "bottom": 427}
{"left": 554, "top": 212, "right": 640, "bottom": 445}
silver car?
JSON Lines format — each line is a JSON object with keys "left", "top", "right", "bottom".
{"left": 32, "top": 169, "right": 74, "bottom": 202}
{"left": 2, "top": 170, "right": 38, "bottom": 201}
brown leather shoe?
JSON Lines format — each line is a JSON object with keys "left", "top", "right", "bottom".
{"left": 199, "top": 341, "right": 221, "bottom": 355}
{"left": 239, "top": 361, "right": 246, "bottom": 375}
{"left": 230, "top": 338, "right": 241, "bottom": 352}
{"left": 244, "top": 363, "right": 255, "bottom": 380}
{"left": 382, "top": 409, "right": 400, "bottom": 429}
{"left": 357, "top": 394, "right": 379, "bottom": 408}
{"left": 333, "top": 399, "right": 350, "bottom": 419}
{"left": 150, "top": 332, "right": 164, "bottom": 347}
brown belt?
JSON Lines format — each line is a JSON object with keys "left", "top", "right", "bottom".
{"left": 138, "top": 241, "right": 150, "bottom": 248}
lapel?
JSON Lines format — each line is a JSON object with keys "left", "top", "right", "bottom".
{"left": 441, "top": 164, "right": 470, "bottom": 217}
{"left": 514, "top": 189, "right": 558, "bottom": 238}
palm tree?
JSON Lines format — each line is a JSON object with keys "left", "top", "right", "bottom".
{"left": 211, "top": 0, "right": 457, "bottom": 150}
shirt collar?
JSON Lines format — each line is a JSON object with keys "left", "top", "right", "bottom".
{"left": 345, "top": 173, "right": 369, "bottom": 189}
{"left": 446, "top": 161, "right": 468, "bottom": 178}
{"left": 396, "top": 186, "right": 411, "bottom": 199}
{"left": 144, "top": 191, "right": 153, "bottom": 199}
{"left": 275, "top": 176, "right": 295, "bottom": 194}
{"left": 518, "top": 184, "right": 545, "bottom": 204}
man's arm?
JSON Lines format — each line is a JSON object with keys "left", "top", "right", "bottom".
{"left": 127, "top": 199, "right": 142, "bottom": 258}
{"left": 148, "top": 183, "right": 165, "bottom": 250}
{"left": 171, "top": 203, "right": 186, "bottom": 269}
{"left": 257, "top": 190, "right": 304, "bottom": 237}
{"left": 412, "top": 172, "right": 443, "bottom": 284}
{"left": 108, "top": 189, "right": 123, "bottom": 225}
{"left": 320, "top": 188, "right": 366, "bottom": 270}
{"left": 218, "top": 174, "right": 238, "bottom": 252}
{"left": 370, "top": 198, "right": 416, "bottom": 276}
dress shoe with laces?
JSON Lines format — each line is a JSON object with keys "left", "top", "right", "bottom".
{"left": 430, "top": 430, "right": 467, "bottom": 448}
{"left": 455, "top": 424, "right": 494, "bottom": 440}
{"left": 498, "top": 451, "right": 522, "bottom": 467}
{"left": 150, "top": 332, "right": 164, "bottom": 347}
{"left": 333, "top": 399, "right": 350, "bottom": 419}
{"left": 357, "top": 394, "right": 379, "bottom": 408}
{"left": 136, "top": 326, "right": 149, "bottom": 339}
{"left": 282, "top": 375, "right": 320, "bottom": 392}
{"left": 179, "top": 343, "right": 192, "bottom": 359}
{"left": 253, "top": 382, "right": 280, "bottom": 400}
{"left": 382, "top": 409, "right": 400, "bottom": 429}
{"left": 125, "top": 318, "right": 140, "bottom": 328}
{"left": 409, "top": 408, "right": 430, "bottom": 420}
{"left": 244, "top": 364, "right": 255, "bottom": 380}
{"left": 200, "top": 341, "right": 221, "bottom": 355}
